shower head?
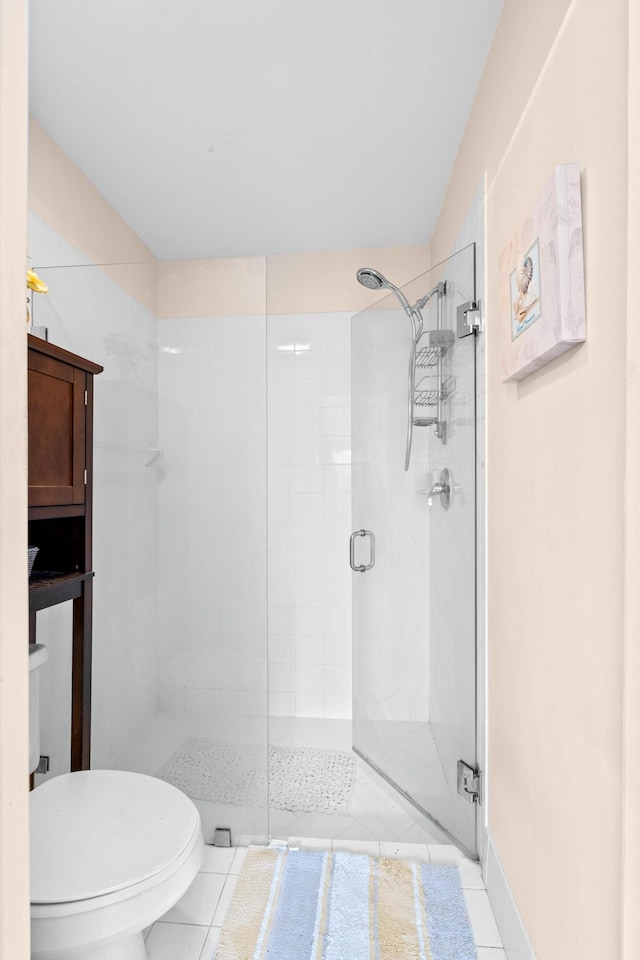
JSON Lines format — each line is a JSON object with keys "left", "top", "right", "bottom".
{"left": 356, "top": 268, "right": 387, "bottom": 291}
{"left": 356, "top": 267, "right": 412, "bottom": 314}
{"left": 356, "top": 267, "right": 445, "bottom": 343}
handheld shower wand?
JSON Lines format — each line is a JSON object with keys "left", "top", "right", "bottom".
{"left": 356, "top": 268, "right": 441, "bottom": 337}
{"left": 357, "top": 268, "right": 424, "bottom": 339}
{"left": 356, "top": 268, "right": 445, "bottom": 469}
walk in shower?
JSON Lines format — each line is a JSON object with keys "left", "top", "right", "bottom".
{"left": 29, "top": 213, "right": 482, "bottom": 857}
{"left": 351, "top": 243, "right": 480, "bottom": 856}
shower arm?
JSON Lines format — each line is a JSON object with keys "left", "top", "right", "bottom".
{"left": 407, "top": 283, "right": 440, "bottom": 337}
{"left": 414, "top": 291, "right": 434, "bottom": 311}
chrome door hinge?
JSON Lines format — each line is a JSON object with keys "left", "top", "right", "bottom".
{"left": 457, "top": 300, "right": 483, "bottom": 338}
{"left": 457, "top": 760, "right": 481, "bottom": 804}
{"left": 84, "top": 468, "right": 88, "bottom": 485}
{"left": 84, "top": 390, "right": 88, "bottom": 406}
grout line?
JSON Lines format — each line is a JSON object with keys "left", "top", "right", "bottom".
{"left": 154, "top": 919, "right": 211, "bottom": 928}
{"left": 201, "top": 852, "right": 236, "bottom": 941}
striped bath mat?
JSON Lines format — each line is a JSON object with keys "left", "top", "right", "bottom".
{"left": 214, "top": 846, "right": 477, "bottom": 960}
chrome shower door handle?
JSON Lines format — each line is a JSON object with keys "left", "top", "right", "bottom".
{"left": 350, "top": 529, "right": 375, "bottom": 572}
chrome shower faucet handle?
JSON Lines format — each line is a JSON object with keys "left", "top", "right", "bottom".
{"left": 427, "top": 468, "right": 452, "bottom": 510}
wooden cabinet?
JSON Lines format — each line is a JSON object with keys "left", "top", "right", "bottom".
{"left": 28, "top": 335, "right": 103, "bottom": 772}
{"left": 28, "top": 349, "right": 87, "bottom": 507}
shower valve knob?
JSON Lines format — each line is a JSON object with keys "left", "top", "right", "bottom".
{"left": 427, "top": 483, "right": 446, "bottom": 506}
{"left": 427, "top": 468, "right": 452, "bottom": 510}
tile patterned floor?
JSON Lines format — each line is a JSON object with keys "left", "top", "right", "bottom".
{"left": 146, "top": 841, "right": 505, "bottom": 960}
{"left": 145, "top": 845, "right": 246, "bottom": 960}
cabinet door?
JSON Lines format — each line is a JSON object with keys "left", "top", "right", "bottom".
{"left": 28, "top": 351, "right": 86, "bottom": 507}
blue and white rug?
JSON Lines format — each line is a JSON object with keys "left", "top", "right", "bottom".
{"left": 214, "top": 846, "right": 477, "bottom": 960}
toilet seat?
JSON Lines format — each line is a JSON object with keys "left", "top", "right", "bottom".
{"left": 30, "top": 770, "right": 204, "bottom": 960}
{"left": 30, "top": 770, "right": 200, "bottom": 904}
{"left": 30, "top": 770, "right": 200, "bottom": 905}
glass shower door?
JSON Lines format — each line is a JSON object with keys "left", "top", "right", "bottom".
{"left": 351, "top": 245, "right": 478, "bottom": 855}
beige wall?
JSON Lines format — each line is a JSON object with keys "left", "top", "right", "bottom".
{"left": 0, "top": 0, "right": 30, "bottom": 957}
{"left": 431, "top": 1, "right": 628, "bottom": 958}
{"left": 157, "top": 244, "right": 430, "bottom": 317}
{"left": 623, "top": 2, "right": 640, "bottom": 956}
{"left": 157, "top": 256, "right": 267, "bottom": 317}
{"left": 265, "top": 246, "right": 430, "bottom": 315}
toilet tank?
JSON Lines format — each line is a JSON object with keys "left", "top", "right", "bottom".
{"left": 28, "top": 644, "right": 48, "bottom": 775}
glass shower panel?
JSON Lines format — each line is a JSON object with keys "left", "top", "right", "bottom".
{"left": 351, "top": 244, "right": 477, "bottom": 855}
{"left": 155, "top": 310, "right": 269, "bottom": 846}
{"left": 29, "top": 258, "right": 163, "bottom": 789}
{"left": 28, "top": 227, "right": 270, "bottom": 846}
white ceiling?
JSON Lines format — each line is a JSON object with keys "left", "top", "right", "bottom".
{"left": 29, "top": 0, "right": 503, "bottom": 261}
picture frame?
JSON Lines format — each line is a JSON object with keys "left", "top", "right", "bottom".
{"left": 499, "top": 163, "right": 586, "bottom": 381}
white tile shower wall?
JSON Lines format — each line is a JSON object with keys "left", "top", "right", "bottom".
{"left": 29, "top": 213, "right": 160, "bottom": 776}
{"left": 267, "top": 313, "right": 353, "bottom": 720}
{"left": 484, "top": 834, "right": 536, "bottom": 960}
{"left": 157, "top": 317, "right": 268, "bottom": 720}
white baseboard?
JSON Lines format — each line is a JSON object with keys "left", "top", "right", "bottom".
{"left": 483, "top": 832, "right": 537, "bottom": 960}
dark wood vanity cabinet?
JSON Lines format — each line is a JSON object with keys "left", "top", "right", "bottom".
{"left": 28, "top": 335, "right": 103, "bottom": 771}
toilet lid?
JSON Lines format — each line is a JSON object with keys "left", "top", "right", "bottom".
{"left": 30, "top": 770, "right": 200, "bottom": 904}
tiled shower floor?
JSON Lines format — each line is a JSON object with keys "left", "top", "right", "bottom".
{"left": 268, "top": 716, "right": 447, "bottom": 844}
{"left": 145, "top": 841, "right": 506, "bottom": 960}
{"left": 116, "top": 712, "right": 448, "bottom": 846}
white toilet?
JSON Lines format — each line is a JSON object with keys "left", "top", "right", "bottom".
{"left": 28, "top": 650, "right": 204, "bottom": 960}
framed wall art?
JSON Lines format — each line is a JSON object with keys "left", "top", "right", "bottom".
{"left": 499, "top": 163, "right": 586, "bottom": 381}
